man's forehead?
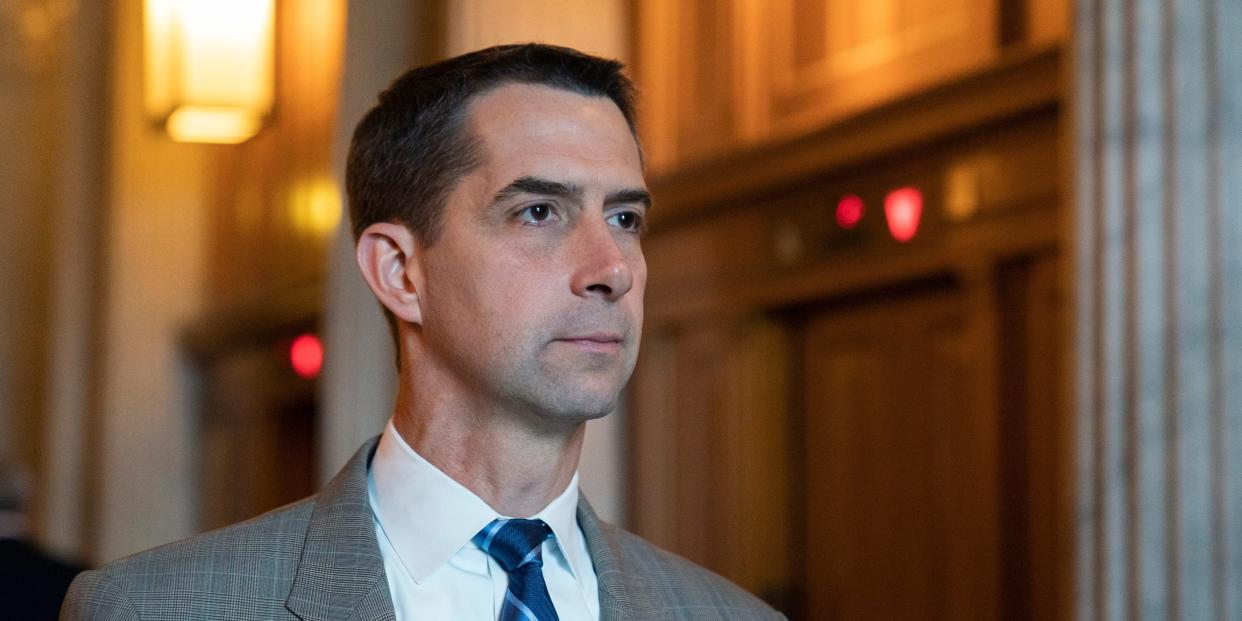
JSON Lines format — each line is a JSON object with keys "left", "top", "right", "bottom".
{"left": 462, "top": 83, "right": 645, "bottom": 190}
{"left": 465, "top": 81, "right": 620, "bottom": 118}
{"left": 466, "top": 84, "right": 636, "bottom": 148}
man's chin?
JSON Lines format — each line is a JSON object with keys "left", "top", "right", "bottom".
{"left": 546, "top": 393, "right": 618, "bottom": 421}
{"left": 509, "top": 363, "right": 632, "bottom": 422}
{"left": 506, "top": 396, "right": 613, "bottom": 437}
{"left": 528, "top": 385, "right": 621, "bottom": 423}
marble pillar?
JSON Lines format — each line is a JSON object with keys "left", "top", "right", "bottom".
{"left": 1074, "top": 0, "right": 1242, "bottom": 619}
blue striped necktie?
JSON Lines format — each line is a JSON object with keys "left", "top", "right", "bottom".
{"left": 473, "top": 518, "right": 560, "bottom": 621}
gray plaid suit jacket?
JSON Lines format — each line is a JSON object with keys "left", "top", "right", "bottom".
{"left": 62, "top": 437, "right": 784, "bottom": 620}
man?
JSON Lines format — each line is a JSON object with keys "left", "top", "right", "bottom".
{"left": 63, "top": 44, "right": 784, "bottom": 620}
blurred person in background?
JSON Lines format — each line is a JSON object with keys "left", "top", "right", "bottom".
{"left": 1, "top": 460, "right": 83, "bottom": 620}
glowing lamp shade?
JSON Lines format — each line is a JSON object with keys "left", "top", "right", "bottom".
{"left": 289, "top": 334, "right": 324, "bottom": 379}
{"left": 836, "top": 194, "right": 865, "bottom": 229}
{"left": 144, "top": 0, "right": 275, "bottom": 144}
{"left": 884, "top": 187, "right": 923, "bottom": 243}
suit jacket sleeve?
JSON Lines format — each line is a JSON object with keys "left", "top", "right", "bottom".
{"left": 60, "top": 570, "right": 141, "bottom": 621}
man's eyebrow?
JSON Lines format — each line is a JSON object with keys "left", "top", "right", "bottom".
{"left": 491, "top": 176, "right": 583, "bottom": 204}
{"left": 605, "top": 188, "right": 653, "bottom": 210}
{"left": 490, "top": 176, "right": 651, "bottom": 211}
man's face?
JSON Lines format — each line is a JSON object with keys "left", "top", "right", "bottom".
{"left": 416, "top": 83, "right": 648, "bottom": 423}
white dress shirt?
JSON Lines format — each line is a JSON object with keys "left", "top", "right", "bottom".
{"left": 368, "top": 419, "right": 600, "bottom": 620}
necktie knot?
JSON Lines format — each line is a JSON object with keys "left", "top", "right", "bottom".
{"left": 473, "top": 518, "right": 553, "bottom": 574}
{"left": 473, "top": 519, "right": 561, "bottom": 620}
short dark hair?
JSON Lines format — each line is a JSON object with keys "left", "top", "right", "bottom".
{"left": 346, "top": 43, "right": 640, "bottom": 245}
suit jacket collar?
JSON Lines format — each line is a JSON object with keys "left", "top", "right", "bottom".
{"left": 577, "top": 494, "right": 665, "bottom": 620}
{"left": 285, "top": 436, "right": 651, "bottom": 621}
{"left": 286, "top": 437, "right": 394, "bottom": 621}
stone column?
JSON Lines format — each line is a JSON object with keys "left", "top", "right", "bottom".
{"left": 1074, "top": 0, "right": 1241, "bottom": 619}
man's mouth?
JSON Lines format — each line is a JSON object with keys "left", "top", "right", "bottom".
{"left": 556, "top": 333, "right": 623, "bottom": 353}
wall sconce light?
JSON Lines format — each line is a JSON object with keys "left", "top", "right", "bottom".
{"left": 144, "top": 0, "right": 275, "bottom": 144}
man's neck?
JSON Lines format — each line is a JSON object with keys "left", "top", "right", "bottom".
{"left": 391, "top": 383, "right": 586, "bottom": 518}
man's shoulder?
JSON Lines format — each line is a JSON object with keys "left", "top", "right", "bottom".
{"left": 62, "top": 496, "right": 317, "bottom": 620}
{"left": 92, "top": 495, "right": 315, "bottom": 580}
{"left": 594, "top": 521, "right": 786, "bottom": 620}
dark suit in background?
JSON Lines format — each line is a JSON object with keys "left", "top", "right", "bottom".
{"left": 2, "top": 536, "right": 83, "bottom": 620}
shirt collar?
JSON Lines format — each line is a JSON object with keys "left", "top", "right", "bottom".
{"left": 368, "top": 419, "right": 588, "bottom": 584}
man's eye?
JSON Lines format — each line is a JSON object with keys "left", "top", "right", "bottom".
{"left": 518, "top": 203, "right": 555, "bottom": 224}
{"left": 607, "top": 210, "right": 644, "bottom": 232}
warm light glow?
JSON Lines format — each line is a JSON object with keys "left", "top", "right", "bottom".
{"left": 145, "top": 0, "right": 275, "bottom": 143}
{"left": 166, "top": 107, "right": 263, "bottom": 144}
{"left": 290, "top": 177, "right": 343, "bottom": 236}
{"left": 290, "top": 334, "right": 324, "bottom": 379}
{"left": 836, "top": 194, "right": 865, "bottom": 229}
{"left": 884, "top": 187, "right": 923, "bottom": 243}
{"left": 944, "top": 163, "right": 981, "bottom": 221}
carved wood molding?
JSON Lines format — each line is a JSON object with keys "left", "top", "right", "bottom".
{"left": 646, "top": 206, "right": 1060, "bottom": 326}
{"left": 647, "top": 46, "right": 1062, "bottom": 229}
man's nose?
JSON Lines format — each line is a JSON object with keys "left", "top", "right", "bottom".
{"left": 569, "top": 220, "right": 633, "bottom": 302}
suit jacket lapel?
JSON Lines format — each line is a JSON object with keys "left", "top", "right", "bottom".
{"left": 286, "top": 437, "right": 395, "bottom": 621}
{"left": 577, "top": 496, "right": 663, "bottom": 620}
{"left": 284, "top": 437, "right": 647, "bottom": 620}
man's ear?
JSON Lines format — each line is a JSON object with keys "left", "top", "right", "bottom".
{"left": 356, "top": 222, "right": 424, "bottom": 325}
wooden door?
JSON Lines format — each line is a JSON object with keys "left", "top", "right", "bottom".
{"left": 802, "top": 284, "right": 1000, "bottom": 620}
{"left": 195, "top": 332, "right": 319, "bottom": 531}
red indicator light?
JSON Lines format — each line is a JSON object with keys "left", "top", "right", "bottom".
{"left": 884, "top": 187, "right": 923, "bottom": 243}
{"left": 290, "top": 333, "right": 324, "bottom": 379}
{"left": 836, "top": 194, "right": 864, "bottom": 229}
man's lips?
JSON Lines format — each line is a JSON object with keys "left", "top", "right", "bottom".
{"left": 555, "top": 333, "right": 623, "bottom": 353}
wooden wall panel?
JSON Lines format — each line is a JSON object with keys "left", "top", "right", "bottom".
{"left": 713, "top": 320, "right": 797, "bottom": 603}
{"left": 746, "top": 0, "right": 999, "bottom": 140}
{"left": 635, "top": 0, "right": 1068, "bottom": 175}
{"left": 669, "top": 327, "right": 720, "bottom": 566}
{"left": 996, "top": 253, "right": 1069, "bottom": 621}
{"left": 642, "top": 106, "right": 1061, "bottom": 324}
{"left": 633, "top": 255, "right": 1068, "bottom": 619}
{"left": 1026, "top": 0, "right": 1069, "bottom": 47}
{"left": 802, "top": 285, "right": 1001, "bottom": 620}
{"left": 628, "top": 12, "right": 1069, "bottom": 617}
{"left": 630, "top": 331, "right": 681, "bottom": 547}
{"left": 635, "top": 0, "right": 741, "bottom": 171}
{"left": 630, "top": 319, "right": 796, "bottom": 603}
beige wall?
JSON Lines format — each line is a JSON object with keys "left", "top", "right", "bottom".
{"left": 0, "top": 0, "right": 106, "bottom": 562}
{"left": 0, "top": 0, "right": 228, "bottom": 564}
{"left": 0, "top": 4, "right": 57, "bottom": 490}
{"left": 91, "top": 0, "right": 211, "bottom": 562}
{"left": 39, "top": 0, "right": 109, "bottom": 560}
{"left": 317, "top": 0, "right": 409, "bottom": 485}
